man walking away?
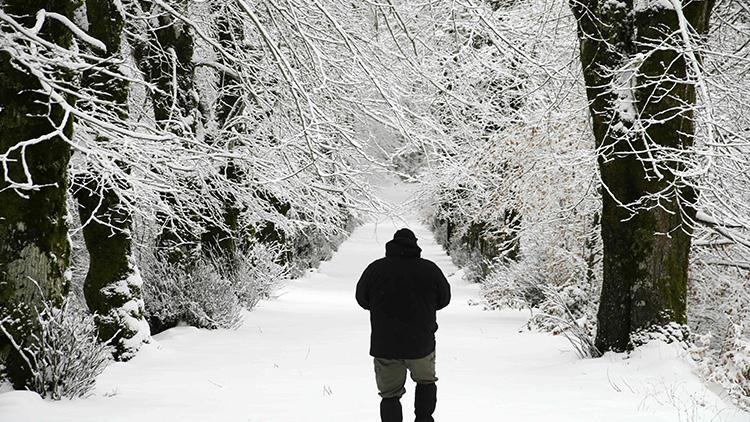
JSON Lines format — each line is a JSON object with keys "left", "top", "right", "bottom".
{"left": 356, "top": 228, "right": 451, "bottom": 422}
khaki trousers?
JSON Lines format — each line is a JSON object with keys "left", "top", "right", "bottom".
{"left": 373, "top": 351, "right": 437, "bottom": 399}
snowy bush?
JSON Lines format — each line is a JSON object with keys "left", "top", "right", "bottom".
{"left": 142, "top": 242, "right": 291, "bottom": 333}
{"left": 630, "top": 322, "right": 692, "bottom": 350}
{"left": 179, "top": 262, "right": 244, "bottom": 330}
{"left": 0, "top": 300, "right": 111, "bottom": 400}
{"left": 688, "top": 245, "right": 750, "bottom": 410}
{"left": 232, "top": 243, "right": 289, "bottom": 309}
{"left": 142, "top": 257, "right": 242, "bottom": 332}
{"left": 697, "top": 320, "right": 750, "bottom": 410}
{"left": 286, "top": 228, "right": 340, "bottom": 278}
{"left": 482, "top": 240, "right": 601, "bottom": 358}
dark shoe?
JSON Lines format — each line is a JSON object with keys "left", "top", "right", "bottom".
{"left": 414, "top": 383, "right": 436, "bottom": 422}
{"left": 381, "top": 397, "right": 403, "bottom": 422}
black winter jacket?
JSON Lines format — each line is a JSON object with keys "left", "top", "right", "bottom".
{"left": 355, "top": 237, "right": 451, "bottom": 359}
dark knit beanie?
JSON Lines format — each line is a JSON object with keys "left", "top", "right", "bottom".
{"left": 393, "top": 228, "right": 417, "bottom": 241}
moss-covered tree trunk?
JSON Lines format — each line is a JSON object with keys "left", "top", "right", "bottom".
{"left": 0, "top": 0, "right": 80, "bottom": 388}
{"left": 72, "top": 0, "right": 149, "bottom": 361}
{"left": 570, "top": 0, "right": 715, "bottom": 352}
{"left": 132, "top": 0, "right": 198, "bottom": 133}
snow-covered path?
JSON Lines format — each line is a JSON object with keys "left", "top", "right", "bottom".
{"left": 1, "top": 182, "right": 747, "bottom": 422}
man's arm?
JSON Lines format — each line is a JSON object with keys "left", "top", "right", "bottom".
{"left": 435, "top": 264, "right": 451, "bottom": 310}
{"left": 355, "top": 264, "right": 373, "bottom": 310}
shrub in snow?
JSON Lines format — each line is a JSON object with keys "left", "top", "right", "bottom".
{"left": 482, "top": 244, "right": 601, "bottom": 358}
{"left": 629, "top": 321, "right": 691, "bottom": 350}
{"left": 530, "top": 283, "right": 600, "bottom": 359}
{"left": 142, "top": 242, "right": 289, "bottom": 333}
{"left": 688, "top": 244, "right": 750, "bottom": 410}
{"left": 232, "top": 243, "right": 289, "bottom": 309}
{"left": 430, "top": 217, "right": 474, "bottom": 272}
{"left": 482, "top": 255, "right": 547, "bottom": 311}
{"left": 142, "top": 257, "right": 242, "bottom": 332}
{"left": 180, "top": 262, "right": 244, "bottom": 330}
{"left": 0, "top": 299, "right": 111, "bottom": 400}
{"left": 698, "top": 321, "right": 750, "bottom": 410}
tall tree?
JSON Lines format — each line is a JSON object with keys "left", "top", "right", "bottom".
{"left": 72, "top": 0, "right": 149, "bottom": 361}
{"left": 200, "top": 3, "right": 244, "bottom": 265}
{"left": 130, "top": 0, "right": 202, "bottom": 266}
{"left": 0, "top": 0, "right": 81, "bottom": 387}
{"left": 132, "top": 0, "right": 198, "bottom": 134}
{"left": 570, "top": 0, "right": 715, "bottom": 351}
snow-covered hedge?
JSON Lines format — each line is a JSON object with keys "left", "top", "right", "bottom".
{"left": 145, "top": 258, "right": 244, "bottom": 331}
{"left": 233, "top": 243, "right": 289, "bottom": 309}
{"left": 285, "top": 224, "right": 354, "bottom": 278}
{"left": 141, "top": 243, "right": 290, "bottom": 332}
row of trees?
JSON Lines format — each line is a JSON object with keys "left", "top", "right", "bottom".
{"left": 0, "top": 0, "right": 430, "bottom": 395}
{"left": 419, "top": 0, "right": 748, "bottom": 406}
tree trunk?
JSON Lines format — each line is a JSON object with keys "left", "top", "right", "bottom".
{"left": 130, "top": 0, "right": 201, "bottom": 265}
{"left": 0, "top": 0, "right": 80, "bottom": 388}
{"left": 72, "top": 0, "right": 149, "bottom": 361}
{"left": 200, "top": 7, "right": 243, "bottom": 265}
{"left": 132, "top": 0, "right": 198, "bottom": 133}
{"left": 570, "top": 0, "right": 715, "bottom": 352}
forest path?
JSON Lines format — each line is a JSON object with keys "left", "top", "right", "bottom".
{"left": 0, "top": 181, "right": 745, "bottom": 421}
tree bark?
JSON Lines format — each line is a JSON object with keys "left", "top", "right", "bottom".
{"left": 200, "top": 6, "right": 243, "bottom": 265}
{"left": 72, "top": 0, "right": 149, "bottom": 361}
{"left": 131, "top": 0, "right": 198, "bottom": 132}
{"left": 130, "top": 0, "right": 201, "bottom": 266}
{"left": 570, "top": 0, "right": 715, "bottom": 352}
{"left": 0, "top": 0, "right": 80, "bottom": 388}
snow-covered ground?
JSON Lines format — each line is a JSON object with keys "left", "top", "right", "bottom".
{"left": 0, "top": 181, "right": 747, "bottom": 422}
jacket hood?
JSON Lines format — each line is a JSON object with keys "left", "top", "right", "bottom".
{"left": 385, "top": 237, "right": 422, "bottom": 258}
